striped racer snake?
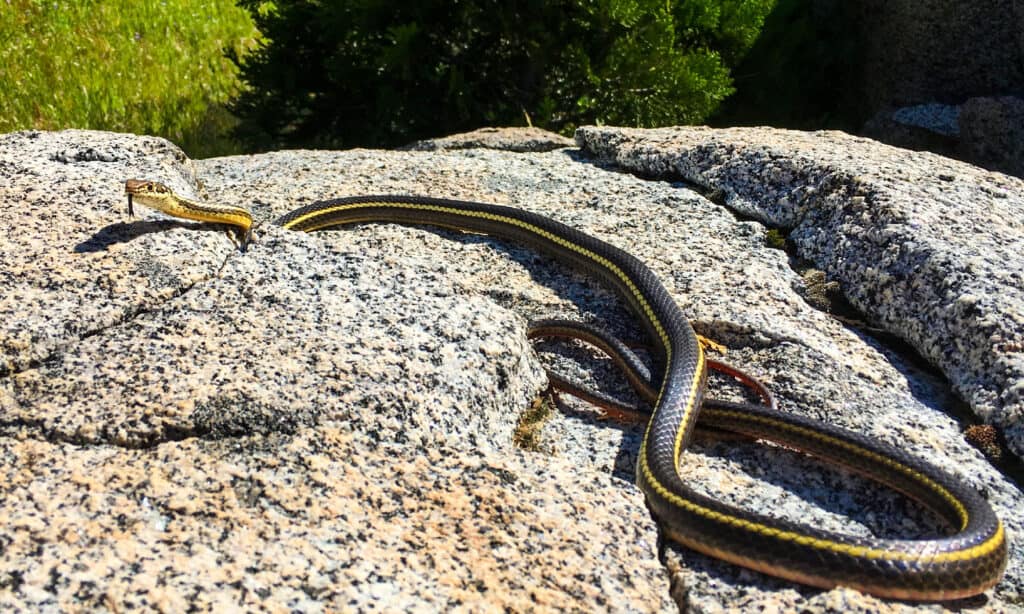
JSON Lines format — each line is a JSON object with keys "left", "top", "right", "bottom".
{"left": 124, "top": 178, "right": 1007, "bottom": 600}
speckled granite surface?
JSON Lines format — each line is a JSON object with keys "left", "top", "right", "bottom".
{"left": 0, "top": 128, "right": 1022, "bottom": 611}
{"left": 577, "top": 126, "right": 1024, "bottom": 463}
{"left": 403, "top": 126, "right": 574, "bottom": 152}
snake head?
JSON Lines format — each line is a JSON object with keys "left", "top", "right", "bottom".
{"left": 124, "top": 179, "right": 173, "bottom": 217}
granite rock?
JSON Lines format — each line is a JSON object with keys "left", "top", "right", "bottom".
{"left": 577, "top": 125, "right": 1024, "bottom": 464}
{"left": 403, "top": 126, "right": 574, "bottom": 153}
{"left": 1, "top": 127, "right": 1022, "bottom": 611}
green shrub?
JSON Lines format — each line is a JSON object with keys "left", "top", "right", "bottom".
{"left": 232, "top": 0, "right": 776, "bottom": 149}
{"left": 0, "top": 0, "right": 259, "bottom": 158}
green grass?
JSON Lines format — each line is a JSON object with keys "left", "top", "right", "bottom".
{"left": 0, "top": 0, "right": 261, "bottom": 158}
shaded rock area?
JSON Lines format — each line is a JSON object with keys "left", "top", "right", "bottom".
{"left": 861, "top": 104, "right": 961, "bottom": 161}
{"left": 862, "top": 97, "right": 1024, "bottom": 180}
{"left": 857, "top": 0, "right": 1024, "bottom": 111}
{"left": 848, "top": 0, "right": 1024, "bottom": 177}
{"left": 1, "top": 127, "right": 1022, "bottom": 611}
{"left": 960, "top": 97, "right": 1024, "bottom": 179}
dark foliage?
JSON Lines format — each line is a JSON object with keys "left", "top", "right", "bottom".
{"left": 231, "top": 0, "right": 775, "bottom": 149}
{"left": 711, "top": 0, "right": 865, "bottom": 130}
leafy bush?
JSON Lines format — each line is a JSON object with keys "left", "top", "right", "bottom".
{"left": 232, "top": 0, "right": 775, "bottom": 149}
{"left": 0, "top": 0, "right": 259, "bottom": 158}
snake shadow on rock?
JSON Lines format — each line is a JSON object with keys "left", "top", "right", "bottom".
{"left": 75, "top": 220, "right": 234, "bottom": 253}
